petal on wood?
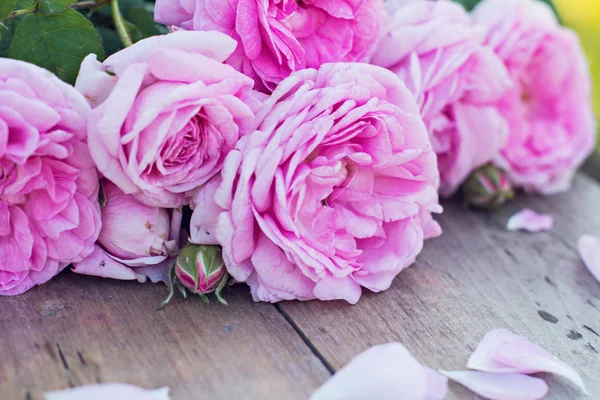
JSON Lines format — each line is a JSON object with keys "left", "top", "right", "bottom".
{"left": 506, "top": 209, "right": 554, "bottom": 232}
{"left": 310, "top": 343, "right": 447, "bottom": 400}
{"left": 45, "top": 383, "right": 170, "bottom": 400}
{"left": 440, "top": 370, "right": 548, "bottom": 400}
{"left": 467, "top": 328, "right": 587, "bottom": 394}
{"left": 578, "top": 234, "right": 600, "bottom": 283}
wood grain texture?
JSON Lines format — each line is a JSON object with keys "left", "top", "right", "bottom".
{"left": 0, "top": 274, "right": 331, "bottom": 400}
{"left": 1, "top": 174, "right": 599, "bottom": 400}
{"left": 279, "top": 174, "right": 600, "bottom": 399}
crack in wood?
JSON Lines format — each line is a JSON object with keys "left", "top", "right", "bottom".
{"left": 583, "top": 325, "right": 600, "bottom": 337}
{"left": 56, "top": 343, "right": 69, "bottom": 370}
{"left": 77, "top": 351, "right": 86, "bottom": 366}
{"left": 586, "top": 342, "right": 599, "bottom": 354}
{"left": 586, "top": 299, "right": 600, "bottom": 312}
{"left": 503, "top": 248, "right": 518, "bottom": 264}
{"left": 274, "top": 304, "right": 335, "bottom": 375}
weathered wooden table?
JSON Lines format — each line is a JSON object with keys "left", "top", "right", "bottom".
{"left": 2, "top": 174, "right": 599, "bottom": 400}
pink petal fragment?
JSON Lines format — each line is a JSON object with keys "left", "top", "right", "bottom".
{"left": 44, "top": 383, "right": 170, "bottom": 400}
{"left": 310, "top": 343, "right": 447, "bottom": 400}
{"left": 578, "top": 234, "right": 600, "bottom": 283}
{"left": 440, "top": 370, "right": 548, "bottom": 400}
{"left": 467, "top": 328, "right": 587, "bottom": 394}
{"left": 71, "top": 246, "right": 146, "bottom": 282}
{"left": 506, "top": 209, "right": 554, "bottom": 232}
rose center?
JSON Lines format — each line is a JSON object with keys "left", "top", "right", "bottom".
{"left": 160, "top": 116, "right": 204, "bottom": 168}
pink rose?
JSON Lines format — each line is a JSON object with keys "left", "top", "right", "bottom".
{"left": 473, "top": 0, "right": 596, "bottom": 194}
{"left": 192, "top": 63, "right": 441, "bottom": 304}
{"left": 154, "top": 0, "right": 383, "bottom": 92}
{"left": 72, "top": 180, "right": 182, "bottom": 283}
{"left": 0, "top": 59, "right": 101, "bottom": 296}
{"left": 75, "top": 31, "right": 262, "bottom": 207}
{"left": 370, "top": 0, "right": 511, "bottom": 196}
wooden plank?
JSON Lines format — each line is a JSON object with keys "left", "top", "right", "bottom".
{"left": 0, "top": 273, "right": 331, "bottom": 400}
{"left": 279, "top": 173, "right": 600, "bottom": 399}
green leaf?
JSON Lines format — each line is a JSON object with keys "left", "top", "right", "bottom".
{"left": 198, "top": 293, "right": 210, "bottom": 304}
{"left": 127, "top": 6, "right": 164, "bottom": 38}
{"left": 95, "top": 0, "right": 144, "bottom": 18}
{"left": 0, "top": 0, "right": 17, "bottom": 20}
{"left": 449, "top": 0, "right": 480, "bottom": 11}
{"left": 38, "top": 0, "right": 75, "bottom": 16}
{"left": 9, "top": 9, "right": 105, "bottom": 84}
{"left": 158, "top": 264, "right": 177, "bottom": 310}
{"left": 97, "top": 26, "right": 123, "bottom": 56}
{"left": 16, "top": 0, "right": 37, "bottom": 9}
{"left": 0, "top": 15, "right": 22, "bottom": 57}
{"left": 124, "top": 18, "right": 143, "bottom": 43}
{"left": 215, "top": 272, "right": 229, "bottom": 305}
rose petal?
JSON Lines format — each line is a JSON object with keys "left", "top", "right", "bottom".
{"left": 578, "top": 234, "right": 600, "bottom": 283}
{"left": 310, "top": 343, "right": 447, "bottom": 400}
{"left": 72, "top": 246, "right": 147, "bottom": 282}
{"left": 44, "top": 383, "right": 170, "bottom": 400}
{"left": 440, "top": 370, "right": 548, "bottom": 400}
{"left": 506, "top": 209, "right": 554, "bottom": 232}
{"left": 190, "top": 176, "right": 223, "bottom": 245}
{"left": 134, "top": 258, "right": 174, "bottom": 285}
{"left": 467, "top": 328, "right": 587, "bottom": 394}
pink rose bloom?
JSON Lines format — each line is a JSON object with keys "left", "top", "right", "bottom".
{"left": 192, "top": 63, "right": 441, "bottom": 304}
{"left": 473, "top": 0, "right": 596, "bottom": 194}
{"left": 0, "top": 59, "right": 101, "bottom": 296}
{"left": 75, "top": 31, "right": 261, "bottom": 208}
{"left": 154, "top": 0, "right": 383, "bottom": 92}
{"left": 370, "top": 0, "right": 511, "bottom": 196}
{"left": 72, "top": 180, "right": 182, "bottom": 283}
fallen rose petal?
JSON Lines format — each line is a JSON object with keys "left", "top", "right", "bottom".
{"left": 440, "top": 370, "right": 548, "bottom": 400}
{"left": 424, "top": 366, "right": 450, "bottom": 400}
{"left": 578, "top": 234, "right": 600, "bottom": 283}
{"left": 45, "top": 383, "right": 170, "bottom": 400}
{"left": 134, "top": 259, "right": 175, "bottom": 285}
{"left": 506, "top": 209, "right": 554, "bottom": 232}
{"left": 467, "top": 328, "right": 587, "bottom": 394}
{"left": 72, "top": 246, "right": 147, "bottom": 282}
{"left": 310, "top": 343, "right": 447, "bottom": 400}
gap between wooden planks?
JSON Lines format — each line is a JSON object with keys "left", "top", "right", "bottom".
{"left": 1, "top": 173, "right": 599, "bottom": 400}
{"left": 279, "top": 173, "right": 600, "bottom": 400}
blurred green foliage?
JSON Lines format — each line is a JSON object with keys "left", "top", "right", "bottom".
{"left": 554, "top": 0, "right": 600, "bottom": 150}
{"left": 0, "top": 0, "right": 165, "bottom": 84}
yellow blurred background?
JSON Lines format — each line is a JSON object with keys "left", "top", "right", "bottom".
{"left": 554, "top": 0, "right": 600, "bottom": 146}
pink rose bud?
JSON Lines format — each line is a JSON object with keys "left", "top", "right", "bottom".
{"left": 159, "top": 243, "right": 229, "bottom": 308}
{"left": 98, "top": 181, "right": 176, "bottom": 260}
{"left": 462, "top": 165, "right": 514, "bottom": 210}
{"left": 176, "top": 243, "right": 227, "bottom": 294}
{"left": 72, "top": 180, "right": 182, "bottom": 285}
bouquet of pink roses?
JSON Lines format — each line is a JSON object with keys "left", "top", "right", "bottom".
{"left": 0, "top": 0, "right": 595, "bottom": 302}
